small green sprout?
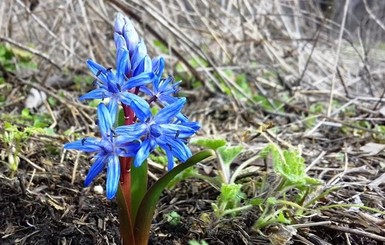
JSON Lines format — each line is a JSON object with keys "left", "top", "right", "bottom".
{"left": 188, "top": 240, "right": 209, "bottom": 245}
{"left": 164, "top": 211, "right": 181, "bottom": 226}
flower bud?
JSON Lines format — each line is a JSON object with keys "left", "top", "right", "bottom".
{"left": 131, "top": 41, "right": 147, "bottom": 72}
{"left": 114, "top": 13, "right": 126, "bottom": 34}
{"left": 123, "top": 20, "right": 139, "bottom": 54}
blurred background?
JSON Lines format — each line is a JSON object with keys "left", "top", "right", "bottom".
{"left": 2, "top": 0, "right": 385, "bottom": 101}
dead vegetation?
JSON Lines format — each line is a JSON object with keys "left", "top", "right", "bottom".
{"left": 1, "top": 0, "right": 385, "bottom": 244}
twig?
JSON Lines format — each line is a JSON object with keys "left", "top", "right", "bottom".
{"left": 19, "top": 154, "right": 46, "bottom": 172}
{"left": 326, "top": 0, "right": 349, "bottom": 117}
{"left": 289, "top": 221, "right": 332, "bottom": 229}
{"left": 323, "top": 224, "right": 385, "bottom": 242}
{"left": 43, "top": 98, "right": 57, "bottom": 129}
{"left": 0, "top": 36, "right": 61, "bottom": 70}
{"left": 71, "top": 152, "right": 80, "bottom": 185}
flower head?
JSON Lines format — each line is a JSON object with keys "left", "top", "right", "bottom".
{"left": 66, "top": 13, "right": 201, "bottom": 201}
{"left": 116, "top": 98, "right": 200, "bottom": 170}
{"left": 140, "top": 56, "right": 181, "bottom": 106}
{"left": 64, "top": 103, "right": 140, "bottom": 199}
{"left": 81, "top": 49, "right": 154, "bottom": 120}
{"left": 81, "top": 13, "right": 154, "bottom": 120}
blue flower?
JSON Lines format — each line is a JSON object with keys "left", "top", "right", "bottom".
{"left": 140, "top": 56, "right": 181, "bottom": 106}
{"left": 116, "top": 98, "right": 200, "bottom": 170}
{"left": 64, "top": 103, "right": 140, "bottom": 199}
{"left": 81, "top": 47, "right": 154, "bottom": 120}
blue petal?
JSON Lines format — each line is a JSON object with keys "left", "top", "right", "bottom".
{"left": 80, "top": 88, "right": 111, "bottom": 101}
{"left": 149, "top": 124, "right": 162, "bottom": 137}
{"left": 116, "top": 47, "right": 130, "bottom": 81}
{"left": 114, "top": 33, "right": 127, "bottom": 50}
{"left": 114, "top": 13, "right": 126, "bottom": 34}
{"left": 120, "top": 92, "right": 151, "bottom": 121}
{"left": 154, "top": 98, "right": 186, "bottom": 124}
{"left": 152, "top": 56, "right": 165, "bottom": 77}
{"left": 133, "top": 55, "right": 152, "bottom": 76}
{"left": 158, "top": 124, "right": 198, "bottom": 138}
{"left": 106, "top": 155, "right": 120, "bottom": 199}
{"left": 116, "top": 140, "right": 141, "bottom": 157}
{"left": 97, "top": 103, "right": 113, "bottom": 137}
{"left": 84, "top": 153, "right": 108, "bottom": 186}
{"left": 131, "top": 41, "right": 147, "bottom": 71}
{"left": 123, "top": 21, "right": 139, "bottom": 54}
{"left": 158, "top": 76, "right": 175, "bottom": 93}
{"left": 87, "top": 59, "right": 107, "bottom": 76}
{"left": 133, "top": 140, "right": 153, "bottom": 167}
{"left": 158, "top": 138, "right": 191, "bottom": 162}
{"left": 107, "top": 97, "right": 119, "bottom": 121}
{"left": 175, "top": 113, "right": 189, "bottom": 123}
{"left": 158, "top": 94, "right": 178, "bottom": 105}
{"left": 122, "top": 72, "right": 154, "bottom": 90}
{"left": 139, "top": 85, "right": 154, "bottom": 97}
{"left": 180, "top": 121, "right": 201, "bottom": 131}
{"left": 164, "top": 147, "right": 175, "bottom": 170}
{"left": 115, "top": 123, "right": 148, "bottom": 139}
{"left": 64, "top": 138, "right": 100, "bottom": 152}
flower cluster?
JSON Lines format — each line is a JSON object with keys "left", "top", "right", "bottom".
{"left": 64, "top": 13, "right": 200, "bottom": 199}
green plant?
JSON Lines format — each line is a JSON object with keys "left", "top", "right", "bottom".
{"left": 0, "top": 43, "right": 37, "bottom": 73}
{"left": 188, "top": 240, "right": 209, "bottom": 245}
{"left": 252, "top": 140, "right": 322, "bottom": 229}
{"left": 0, "top": 122, "right": 46, "bottom": 174}
{"left": 191, "top": 137, "right": 259, "bottom": 217}
{"left": 164, "top": 211, "right": 181, "bottom": 226}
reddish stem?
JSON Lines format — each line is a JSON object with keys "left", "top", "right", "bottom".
{"left": 119, "top": 156, "right": 132, "bottom": 213}
{"left": 119, "top": 103, "right": 136, "bottom": 245}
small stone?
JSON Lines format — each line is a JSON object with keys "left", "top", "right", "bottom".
{"left": 93, "top": 185, "right": 103, "bottom": 195}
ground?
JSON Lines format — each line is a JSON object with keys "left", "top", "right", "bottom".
{"left": 1, "top": 1, "right": 385, "bottom": 245}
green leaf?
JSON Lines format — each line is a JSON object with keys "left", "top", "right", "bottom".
{"left": 216, "top": 145, "right": 243, "bottom": 183}
{"left": 21, "top": 108, "right": 32, "bottom": 119}
{"left": 164, "top": 211, "right": 181, "bottom": 226}
{"left": 189, "top": 240, "right": 209, "bottom": 245}
{"left": 116, "top": 184, "right": 136, "bottom": 245}
{"left": 218, "top": 183, "right": 245, "bottom": 205}
{"left": 134, "top": 150, "right": 215, "bottom": 245}
{"left": 250, "top": 197, "right": 264, "bottom": 206}
{"left": 131, "top": 159, "right": 148, "bottom": 222}
{"left": 190, "top": 137, "right": 227, "bottom": 150}
{"left": 213, "top": 183, "right": 246, "bottom": 218}
{"left": 276, "top": 210, "right": 291, "bottom": 224}
{"left": 264, "top": 144, "right": 321, "bottom": 187}
{"left": 117, "top": 109, "right": 125, "bottom": 127}
{"left": 217, "top": 145, "right": 243, "bottom": 166}
{"left": 166, "top": 166, "right": 199, "bottom": 189}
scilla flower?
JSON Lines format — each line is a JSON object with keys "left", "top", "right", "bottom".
{"left": 116, "top": 98, "right": 200, "bottom": 170}
{"left": 64, "top": 103, "right": 140, "bottom": 199}
{"left": 81, "top": 48, "right": 154, "bottom": 120}
{"left": 140, "top": 56, "right": 181, "bottom": 106}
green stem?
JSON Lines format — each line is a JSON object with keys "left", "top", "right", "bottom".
{"left": 221, "top": 204, "right": 253, "bottom": 216}
{"left": 317, "top": 203, "right": 385, "bottom": 215}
